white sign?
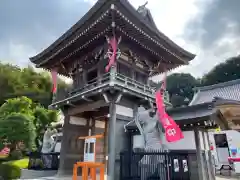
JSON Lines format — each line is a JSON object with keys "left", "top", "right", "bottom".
{"left": 174, "top": 159, "right": 179, "bottom": 172}
{"left": 182, "top": 160, "right": 188, "bottom": 172}
{"left": 84, "top": 138, "right": 96, "bottom": 162}
{"left": 167, "top": 128, "right": 176, "bottom": 136}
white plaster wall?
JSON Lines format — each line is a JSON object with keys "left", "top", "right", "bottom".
{"left": 133, "top": 130, "right": 209, "bottom": 150}
{"left": 116, "top": 105, "right": 133, "bottom": 117}
{"left": 69, "top": 116, "right": 87, "bottom": 126}
{"left": 133, "top": 135, "right": 145, "bottom": 149}
{"left": 163, "top": 131, "right": 197, "bottom": 150}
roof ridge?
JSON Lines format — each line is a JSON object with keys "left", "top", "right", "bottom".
{"left": 196, "top": 78, "right": 240, "bottom": 91}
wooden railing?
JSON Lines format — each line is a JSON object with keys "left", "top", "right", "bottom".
{"left": 53, "top": 72, "right": 170, "bottom": 104}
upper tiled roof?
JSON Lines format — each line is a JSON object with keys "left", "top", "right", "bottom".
{"left": 189, "top": 79, "right": 240, "bottom": 106}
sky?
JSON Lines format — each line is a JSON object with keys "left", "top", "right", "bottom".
{"left": 0, "top": 0, "right": 240, "bottom": 79}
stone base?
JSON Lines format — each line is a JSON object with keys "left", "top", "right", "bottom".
{"left": 20, "top": 173, "right": 108, "bottom": 180}
{"left": 20, "top": 169, "right": 57, "bottom": 179}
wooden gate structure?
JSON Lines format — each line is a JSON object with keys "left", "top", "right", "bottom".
{"left": 29, "top": 0, "right": 196, "bottom": 179}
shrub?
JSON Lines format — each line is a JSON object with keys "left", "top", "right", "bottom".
{"left": 8, "top": 150, "right": 22, "bottom": 160}
{"left": 0, "top": 164, "right": 21, "bottom": 180}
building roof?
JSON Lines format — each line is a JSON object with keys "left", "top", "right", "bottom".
{"left": 125, "top": 102, "right": 228, "bottom": 131}
{"left": 29, "top": 0, "right": 195, "bottom": 72}
{"left": 167, "top": 102, "right": 214, "bottom": 122}
{"left": 189, "top": 79, "right": 240, "bottom": 106}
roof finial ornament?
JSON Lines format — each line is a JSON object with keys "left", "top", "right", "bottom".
{"left": 137, "top": 1, "right": 149, "bottom": 17}
{"left": 143, "top": 1, "right": 148, "bottom": 7}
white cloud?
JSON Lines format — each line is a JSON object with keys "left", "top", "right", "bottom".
{"left": 3, "top": 0, "right": 237, "bottom": 80}
{"left": 84, "top": 0, "right": 201, "bottom": 79}
{"left": 84, "top": 0, "right": 240, "bottom": 80}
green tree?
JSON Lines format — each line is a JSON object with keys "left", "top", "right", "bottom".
{"left": 0, "top": 113, "right": 36, "bottom": 151}
{"left": 34, "top": 107, "right": 58, "bottom": 147}
{"left": 201, "top": 55, "right": 240, "bottom": 86}
{"left": 165, "top": 73, "right": 200, "bottom": 107}
{"left": 0, "top": 62, "right": 67, "bottom": 108}
{"left": 0, "top": 96, "right": 58, "bottom": 150}
{"left": 0, "top": 96, "right": 34, "bottom": 120}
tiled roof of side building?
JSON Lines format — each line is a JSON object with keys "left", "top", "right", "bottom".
{"left": 189, "top": 79, "right": 240, "bottom": 106}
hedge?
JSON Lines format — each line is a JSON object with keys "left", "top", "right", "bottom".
{"left": 0, "top": 163, "right": 21, "bottom": 180}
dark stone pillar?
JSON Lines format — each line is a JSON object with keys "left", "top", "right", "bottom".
{"left": 57, "top": 115, "right": 89, "bottom": 175}
{"left": 194, "top": 128, "right": 205, "bottom": 180}
{"left": 114, "top": 117, "right": 131, "bottom": 180}
{"left": 58, "top": 113, "right": 70, "bottom": 175}
{"left": 107, "top": 100, "right": 117, "bottom": 180}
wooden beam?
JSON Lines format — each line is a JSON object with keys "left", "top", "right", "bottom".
{"left": 68, "top": 100, "right": 108, "bottom": 116}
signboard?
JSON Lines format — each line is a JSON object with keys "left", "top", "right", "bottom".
{"left": 174, "top": 159, "right": 179, "bottom": 172}
{"left": 182, "top": 160, "right": 188, "bottom": 172}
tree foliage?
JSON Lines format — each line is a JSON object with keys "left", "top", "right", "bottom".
{"left": 0, "top": 62, "right": 67, "bottom": 108}
{"left": 0, "top": 113, "right": 36, "bottom": 150}
{"left": 0, "top": 97, "right": 34, "bottom": 120}
{"left": 165, "top": 73, "right": 200, "bottom": 107}
{"left": 0, "top": 96, "right": 58, "bottom": 151}
{"left": 0, "top": 62, "right": 65, "bottom": 153}
{"left": 201, "top": 55, "right": 240, "bottom": 86}
{"left": 34, "top": 107, "right": 58, "bottom": 147}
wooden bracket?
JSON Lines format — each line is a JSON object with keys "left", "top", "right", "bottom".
{"left": 102, "top": 93, "right": 109, "bottom": 103}
{"left": 115, "top": 93, "right": 122, "bottom": 103}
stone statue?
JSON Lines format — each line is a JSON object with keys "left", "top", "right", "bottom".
{"left": 135, "top": 107, "right": 168, "bottom": 179}
{"left": 41, "top": 128, "right": 58, "bottom": 153}
{"left": 135, "top": 107, "right": 167, "bottom": 151}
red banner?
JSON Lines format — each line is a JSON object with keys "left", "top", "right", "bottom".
{"left": 51, "top": 69, "right": 58, "bottom": 93}
{"left": 105, "top": 36, "right": 117, "bottom": 72}
{"left": 0, "top": 147, "right": 10, "bottom": 156}
{"left": 155, "top": 90, "right": 184, "bottom": 142}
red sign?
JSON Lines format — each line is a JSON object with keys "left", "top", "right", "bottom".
{"left": 105, "top": 36, "right": 117, "bottom": 72}
{"left": 0, "top": 147, "right": 10, "bottom": 156}
{"left": 155, "top": 90, "right": 184, "bottom": 142}
{"left": 51, "top": 69, "right": 58, "bottom": 93}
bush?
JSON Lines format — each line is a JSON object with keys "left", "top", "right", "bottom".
{"left": 9, "top": 150, "right": 22, "bottom": 160}
{"left": 0, "top": 164, "right": 21, "bottom": 180}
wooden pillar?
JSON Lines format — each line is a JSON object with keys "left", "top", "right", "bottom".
{"left": 83, "top": 69, "right": 87, "bottom": 84}
{"left": 202, "top": 131, "right": 212, "bottom": 180}
{"left": 58, "top": 111, "right": 70, "bottom": 175}
{"left": 205, "top": 131, "right": 216, "bottom": 180}
{"left": 194, "top": 128, "right": 205, "bottom": 180}
{"left": 107, "top": 99, "right": 117, "bottom": 180}
{"left": 104, "top": 117, "right": 109, "bottom": 167}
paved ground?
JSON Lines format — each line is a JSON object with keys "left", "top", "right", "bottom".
{"left": 216, "top": 176, "right": 240, "bottom": 180}
{"left": 20, "top": 176, "right": 240, "bottom": 180}
{"left": 20, "top": 169, "right": 240, "bottom": 180}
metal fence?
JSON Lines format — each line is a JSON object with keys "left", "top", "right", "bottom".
{"left": 28, "top": 152, "right": 60, "bottom": 170}
{"left": 120, "top": 149, "right": 199, "bottom": 180}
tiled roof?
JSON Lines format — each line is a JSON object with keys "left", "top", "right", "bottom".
{"left": 126, "top": 103, "right": 215, "bottom": 129}
{"left": 189, "top": 79, "right": 240, "bottom": 106}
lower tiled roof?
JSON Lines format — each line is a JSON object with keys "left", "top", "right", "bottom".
{"left": 190, "top": 79, "right": 240, "bottom": 106}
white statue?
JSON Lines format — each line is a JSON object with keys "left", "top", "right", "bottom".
{"left": 135, "top": 107, "right": 167, "bottom": 151}
{"left": 41, "top": 128, "right": 58, "bottom": 153}
{"left": 135, "top": 107, "right": 168, "bottom": 179}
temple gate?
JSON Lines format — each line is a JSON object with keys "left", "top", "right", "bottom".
{"left": 29, "top": 0, "right": 196, "bottom": 179}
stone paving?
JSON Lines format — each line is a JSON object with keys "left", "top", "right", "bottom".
{"left": 216, "top": 176, "right": 240, "bottom": 180}
{"left": 20, "top": 176, "right": 240, "bottom": 180}
{"left": 20, "top": 169, "right": 240, "bottom": 180}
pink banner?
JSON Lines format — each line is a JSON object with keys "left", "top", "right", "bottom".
{"left": 105, "top": 36, "right": 117, "bottom": 72}
{"left": 155, "top": 90, "right": 184, "bottom": 142}
{"left": 0, "top": 147, "right": 10, "bottom": 156}
{"left": 51, "top": 69, "right": 58, "bottom": 93}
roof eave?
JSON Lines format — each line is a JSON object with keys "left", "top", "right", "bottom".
{"left": 30, "top": 0, "right": 196, "bottom": 66}
{"left": 119, "top": 0, "right": 196, "bottom": 62}
{"left": 29, "top": 0, "right": 108, "bottom": 65}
